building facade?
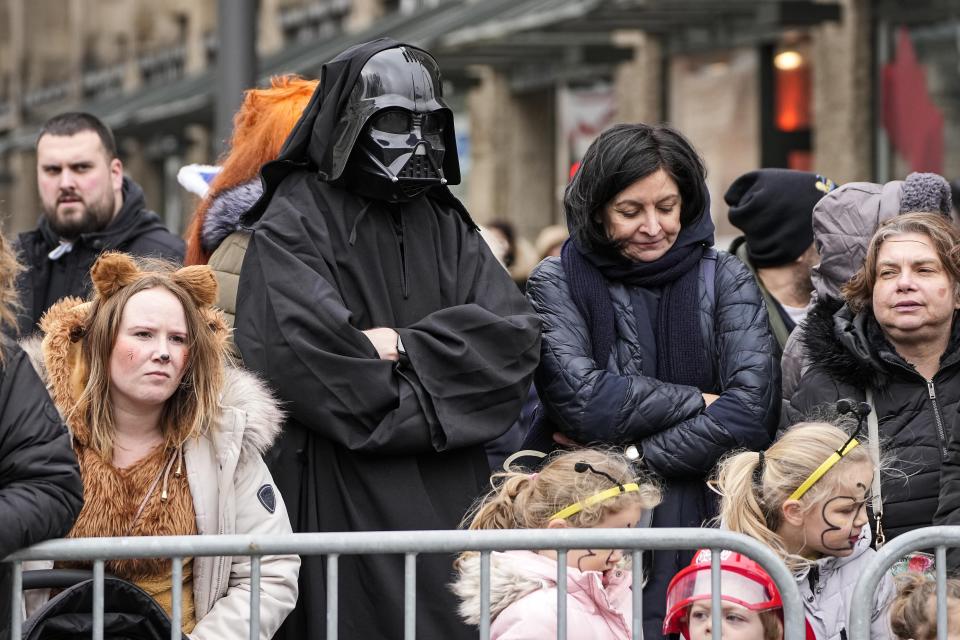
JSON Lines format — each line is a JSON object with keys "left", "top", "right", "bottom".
{"left": 1, "top": 0, "right": 957, "bottom": 246}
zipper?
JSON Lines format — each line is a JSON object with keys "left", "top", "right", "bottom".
{"left": 927, "top": 380, "right": 948, "bottom": 459}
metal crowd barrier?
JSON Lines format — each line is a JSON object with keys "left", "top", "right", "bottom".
{"left": 5, "top": 527, "right": 806, "bottom": 640}
{"left": 850, "top": 525, "right": 960, "bottom": 640}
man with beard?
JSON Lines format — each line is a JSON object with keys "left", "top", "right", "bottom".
{"left": 234, "top": 39, "right": 541, "bottom": 639}
{"left": 15, "top": 112, "right": 184, "bottom": 335}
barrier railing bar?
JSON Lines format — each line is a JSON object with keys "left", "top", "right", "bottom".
{"left": 171, "top": 556, "right": 182, "bottom": 638}
{"left": 937, "top": 546, "right": 946, "bottom": 640}
{"left": 93, "top": 559, "right": 104, "bottom": 640}
{"left": 631, "top": 550, "right": 641, "bottom": 640}
{"left": 250, "top": 556, "right": 261, "bottom": 640}
{"left": 10, "top": 561, "right": 22, "bottom": 639}
{"left": 4, "top": 528, "right": 809, "bottom": 562}
{"left": 557, "top": 550, "right": 567, "bottom": 640}
{"left": 327, "top": 553, "right": 339, "bottom": 640}
{"left": 850, "top": 526, "right": 960, "bottom": 640}
{"left": 404, "top": 553, "right": 417, "bottom": 640}
{"left": 479, "top": 551, "right": 491, "bottom": 640}
{"left": 712, "top": 548, "right": 722, "bottom": 640}
{"left": 7, "top": 528, "right": 804, "bottom": 640}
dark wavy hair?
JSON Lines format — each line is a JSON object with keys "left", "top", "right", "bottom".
{"left": 564, "top": 123, "right": 709, "bottom": 255}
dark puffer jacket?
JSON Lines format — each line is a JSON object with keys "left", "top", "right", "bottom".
{"left": 14, "top": 177, "right": 184, "bottom": 336}
{"left": 788, "top": 300, "right": 960, "bottom": 541}
{"left": 0, "top": 336, "right": 83, "bottom": 640}
{"left": 527, "top": 250, "right": 779, "bottom": 640}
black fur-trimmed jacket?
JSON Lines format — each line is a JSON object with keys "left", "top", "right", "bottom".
{"left": 788, "top": 298, "right": 960, "bottom": 541}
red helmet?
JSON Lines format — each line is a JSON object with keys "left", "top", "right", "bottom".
{"left": 663, "top": 549, "right": 815, "bottom": 640}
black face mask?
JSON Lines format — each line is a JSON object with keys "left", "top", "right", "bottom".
{"left": 346, "top": 109, "right": 449, "bottom": 202}
{"left": 333, "top": 46, "right": 460, "bottom": 202}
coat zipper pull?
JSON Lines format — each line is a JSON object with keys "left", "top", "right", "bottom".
{"left": 927, "top": 380, "right": 949, "bottom": 459}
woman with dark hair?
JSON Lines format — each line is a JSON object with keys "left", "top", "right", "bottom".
{"left": 526, "top": 123, "right": 779, "bottom": 639}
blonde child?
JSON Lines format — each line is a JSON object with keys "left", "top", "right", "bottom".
{"left": 714, "top": 421, "right": 895, "bottom": 640}
{"left": 451, "top": 449, "right": 661, "bottom": 640}
{"left": 889, "top": 573, "right": 960, "bottom": 640}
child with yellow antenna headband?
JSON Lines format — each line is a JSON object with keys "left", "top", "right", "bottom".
{"left": 451, "top": 449, "right": 661, "bottom": 640}
{"left": 714, "top": 421, "right": 895, "bottom": 640}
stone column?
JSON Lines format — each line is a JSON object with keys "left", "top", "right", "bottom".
{"left": 811, "top": 0, "right": 872, "bottom": 183}
{"left": 612, "top": 30, "right": 663, "bottom": 125}
{"left": 68, "top": 0, "right": 84, "bottom": 102}
{"left": 7, "top": 0, "right": 25, "bottom": 129}
{"left": 7, "top": 148, "right": 38, "bottom": 235}
{"left": 346, "top": 0, "right": 386, "bottom": 33}
{"left": 466, "top": 65, "right": 557, "bottom": 238}
{"left": 258, "top": 0, "right": 284, "bottom": 56}
{"left": 184, "top": 3, "right": 215, "bottom": 75}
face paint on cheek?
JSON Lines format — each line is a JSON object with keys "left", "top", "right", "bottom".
{"left": 127, "top": 350, "right": 135, "bottom": 361}
{"left": 819, "top": 496, "right": 862, "bottom": 551}
{"left": 577, "top": 550, "right": 597, "bottom": 572}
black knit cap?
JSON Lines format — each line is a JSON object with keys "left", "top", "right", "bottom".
{"left": 725, "top": 169, "right": 837, "bottom": 268}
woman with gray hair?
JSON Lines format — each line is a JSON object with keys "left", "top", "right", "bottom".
{"left": 788, "top": 211, "right": 960, "bottom": 544}
{"left": 781, "top": 172, "right": 953, "bottom": 401}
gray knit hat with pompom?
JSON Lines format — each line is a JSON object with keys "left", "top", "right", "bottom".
{"left": 899, "top": 172, "right": 952, "bottom": 216}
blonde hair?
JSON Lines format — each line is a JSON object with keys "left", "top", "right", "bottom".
{"left": 714, "top": 422, "right": 875, "bottom": 571}
{"left": 72, "top": 258, "right": 225, "bottom": 459}
{"left": 890, "top": 573, "right": 960, "bottom": 640}
{"left": 462, "top": 449, "right": 661, "bottom": 531}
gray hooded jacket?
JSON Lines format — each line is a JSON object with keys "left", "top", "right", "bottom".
{"left": 794, "top": 526, "right": 894, "bottom": 640}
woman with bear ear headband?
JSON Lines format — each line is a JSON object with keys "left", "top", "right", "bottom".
{"left": 22, "top": 251, "right": 299, "bottom": 639}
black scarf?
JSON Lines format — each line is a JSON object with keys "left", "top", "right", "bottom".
{"left": 561, "top": 208, "right": 716, "bottom": 389}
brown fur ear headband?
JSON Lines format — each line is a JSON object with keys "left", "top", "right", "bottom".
{"left": 90, "top": 252, "right": 218, "bottom": 310}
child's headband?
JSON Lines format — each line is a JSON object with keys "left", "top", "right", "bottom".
{"left": 787, "top": 400, "right": 870, "bottom": 501}
{"left": 787, "top": 438, "right": 859, "bottom": 501}
{"left": 550, "top": 461, "right": 640, "bottom": 520}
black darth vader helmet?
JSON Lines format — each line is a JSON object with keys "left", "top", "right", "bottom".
{"left": 333, "top": 45, "right": 461, "bottom": 202}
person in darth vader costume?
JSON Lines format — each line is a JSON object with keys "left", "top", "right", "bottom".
{"left": 234, "top": 39, "right": 542, "bottom": 639}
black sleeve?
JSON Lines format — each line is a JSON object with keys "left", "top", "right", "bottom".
{"left": 637, "top": 255, "right": 780, "bottom": 478}
{"left": 0, "top": 344, "right": 83, "bottom": 559}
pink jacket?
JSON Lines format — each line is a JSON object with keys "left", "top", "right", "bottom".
{"left": 452, "top": 550, "right": 633, "bottom": 640}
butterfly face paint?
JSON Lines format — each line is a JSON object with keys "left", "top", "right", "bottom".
{"left": 560, "top": 503, "right": 644, "bottom": 574}
{"left": 798, "top": 461, "right": 874, "bottom": 559}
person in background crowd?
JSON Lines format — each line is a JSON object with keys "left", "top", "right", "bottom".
{"left": 715, "top": 422, "right": 894, "bottom": 640}
{"left": 534, "top": 224, "right": 569, "bottom": 261}
{"left": 726, "top": 169, "right": 837, "bottom": 355}
{"left": 788, "top": 213, "right": 960, "bottom": 543}
{"left": 781, "top": 172, "right": 953, "bottom": 401}
{"left": 16, "top": 113, "right": 184, "bottom": 336}
{"left": 0, "top": 230, "right": 83, "bottom": 640}
{"left": 234, "top": 38, "right": 540, "bottom": 639}
{"left": 889, "top": 573, "right": 960, "bottom": 640}
{"left": 23, "top": 252, "right": 298, "bottom": 639}
{"left": 486, "top": 219, "right": 538, "bottom": 290}
{"left": 452, "top": 449, "right": 661, "bottom": 640}
{"left": 181, "top": 76, "right": 317, "bottom": 328}
{"left": 526, "top": 122, "right": 779, "bottom": 639}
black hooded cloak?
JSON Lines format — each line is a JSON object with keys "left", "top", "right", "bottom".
{"left": 234, "top": 39, "right": 541, "bottom": 639}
